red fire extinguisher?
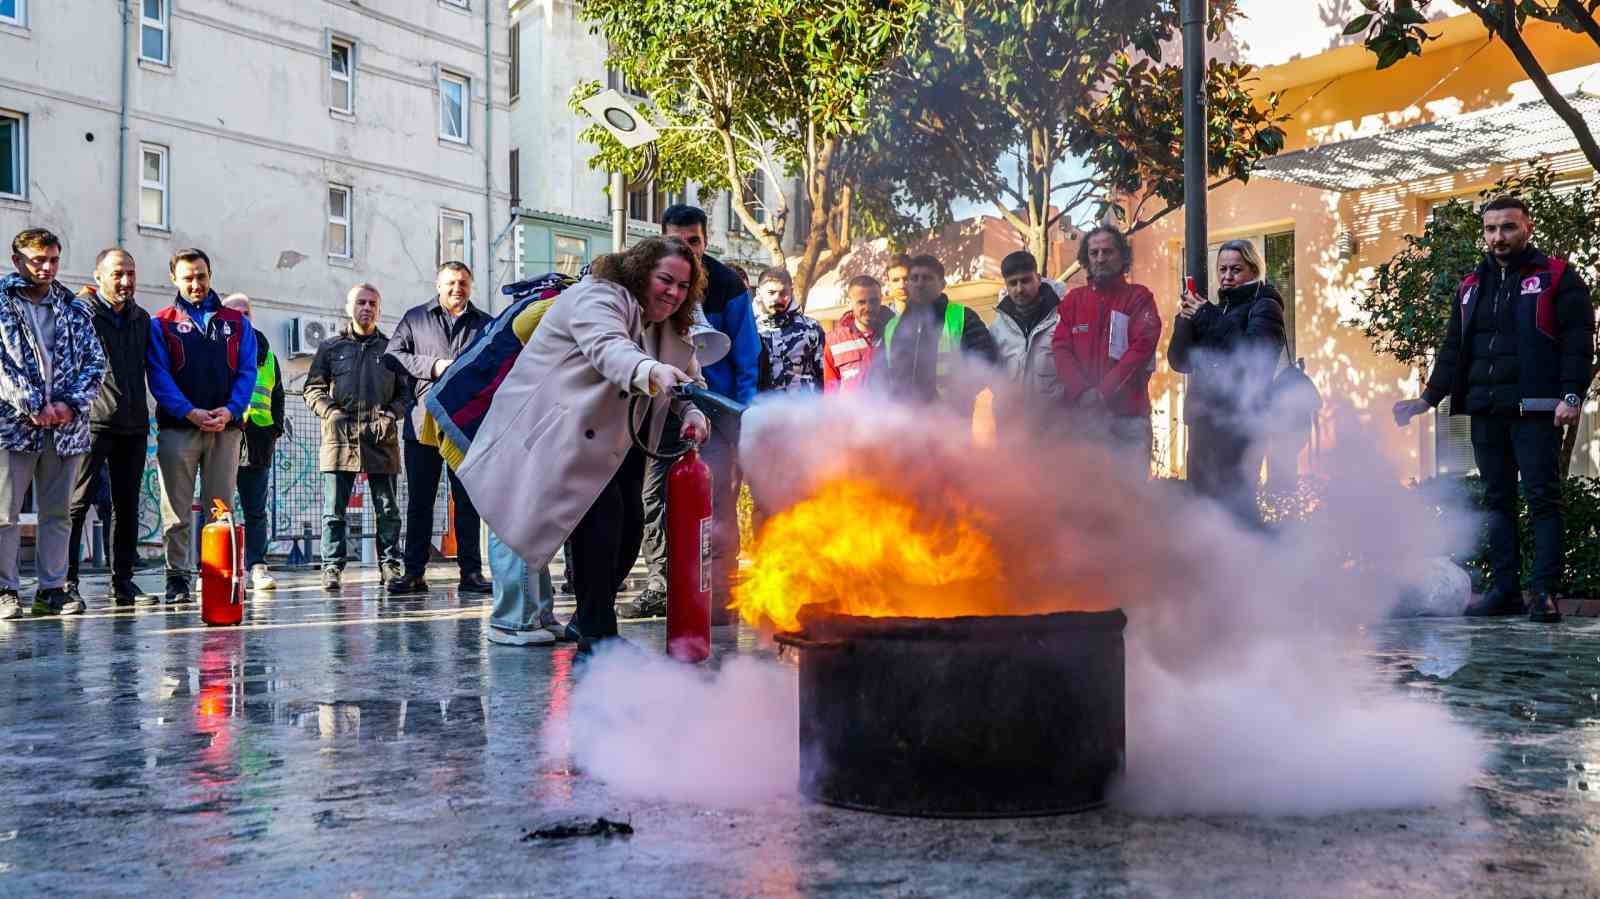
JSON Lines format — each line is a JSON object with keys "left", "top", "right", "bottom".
{"left": 200, "top": 499, "right": 245, "bottom": 626}
{"left": 666, "top": 447, "right": 713, "bottom": 662}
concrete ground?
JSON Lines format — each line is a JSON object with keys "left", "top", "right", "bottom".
{"left": 1, "top": 565, "right": 1599, "bottom": 897}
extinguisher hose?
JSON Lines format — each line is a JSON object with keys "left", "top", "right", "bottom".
{"left": 629, "top": 394, "right": 695, "bottom": 464}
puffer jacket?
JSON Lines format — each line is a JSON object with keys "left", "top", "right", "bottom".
{"left": 303, "top": 323, "right": 406, "bottom": 474}
{"left": 1168, "top": 280, "right": 1287, "bottom": 424}
{"left": 989, "top": 280, "right": 1065, "bottom": 408}
{"left": 0, "top": 274, "right": 108, "bottom": 455}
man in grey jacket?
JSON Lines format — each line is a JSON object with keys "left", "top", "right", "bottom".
{"left": 305, "top": 283, "right": 407, "bottom": 592}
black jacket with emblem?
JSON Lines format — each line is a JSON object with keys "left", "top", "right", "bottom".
{"left": 83, "top": 289, "right": 152, "bottom": 436}
{"left": 304, "top": 323, "right": 407, "bottom": 474}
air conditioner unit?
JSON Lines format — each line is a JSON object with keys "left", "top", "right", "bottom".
{"left": 287, "top": 317, "right": 341, "bottom": 357}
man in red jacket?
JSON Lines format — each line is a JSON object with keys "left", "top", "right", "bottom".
{"left": 1051, "top": 226, "right": 1163, "bottom": 464}
{"left": 823, "top": 275, "right": 893, "bottom": 393}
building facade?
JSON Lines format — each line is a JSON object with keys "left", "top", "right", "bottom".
{"left": 0, "top": 0, "right": 509, "bottom": 382}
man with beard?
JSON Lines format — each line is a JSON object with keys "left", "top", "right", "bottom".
{"left": 1394, "top": 196, "right": 1593, "bottom": 623}
{"left": 882, "top": 254, "right": 997, "bottom": 406}
{"left": 822, "top": 275, "right": 893, "bottom": 393}
{"left": 67, "top": 248, "right": 150, "bottom": 608}
{"left": 989, "top": 251, "right": 1066, "bottom": 421}
{"left": 1051, "top": 227, "right": 1162, "bottom": 462}
{"left": 755, "top": 267, "right": 826, "bottom": 393}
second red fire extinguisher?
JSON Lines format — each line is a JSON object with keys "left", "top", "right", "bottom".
{"left": 199, "top": 499, "right": 245, "bottom": 627}
{"left": 665, "top": 447, "right": 713, "bottom": 663}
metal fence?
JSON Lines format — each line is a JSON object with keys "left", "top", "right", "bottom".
{"left": 128, "top": 392, "right": 451, "bottom": 558}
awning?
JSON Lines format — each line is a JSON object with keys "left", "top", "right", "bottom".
{"left": 1252, "top": 91, "right": 1600, "bottom": 192}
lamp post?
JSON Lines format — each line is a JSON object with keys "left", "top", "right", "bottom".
{"left": 1181, "top": 0, "right": 1208, "bottom": 296}
{"left": 580, "top": 88, "right": 662, "bottom": 253}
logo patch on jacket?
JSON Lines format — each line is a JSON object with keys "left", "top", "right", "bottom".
{"left": 1072, "top": 323, "right": 1090, "bottom": 334}
{"left": 1522, "top": 276, "right": 1543, "bottom": 294}
{"left": 176, "top": 321, "right": 194, "bottom": 334}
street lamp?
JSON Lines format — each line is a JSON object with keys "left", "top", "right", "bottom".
{"left": 1182, "top": 0, "right": 1208, "bottom": 297}
{"left": 580, "top": 88, "right": 661, "bottom": 251}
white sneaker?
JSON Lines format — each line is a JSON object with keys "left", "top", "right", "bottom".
{"left": 251, "top": 564, "right": 277, "bottom": 591}
{"left": 487, "top": 626, "right": 556, "bottom": 646}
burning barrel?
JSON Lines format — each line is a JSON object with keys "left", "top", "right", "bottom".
{"left": 776, "top": 608, "right": 1126, "bottom": 818}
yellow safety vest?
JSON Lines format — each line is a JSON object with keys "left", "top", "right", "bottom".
{"left": 245, "top": 350, "right": 278, "bottom": 427}
{"left": 884, "top": 301, "right": 966, "bottom": 391}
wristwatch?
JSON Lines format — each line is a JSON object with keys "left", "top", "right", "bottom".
{"left": 1564, "top": 393, "right": 1582, "bottom": 407}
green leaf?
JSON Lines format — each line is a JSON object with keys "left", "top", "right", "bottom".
{"left": 1343, "top": 13, "right": 1373, "bottom": 35}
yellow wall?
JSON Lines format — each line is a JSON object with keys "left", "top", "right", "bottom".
{"left": 1129, "top": 14, "right": 1600, "bottom": 480}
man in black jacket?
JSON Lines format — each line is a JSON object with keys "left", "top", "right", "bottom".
{"left": 1395, "top": 196, "right": 1595, "bottom": 623}
{"left": 384, "top": 262, "right": 493, "bottom": 595}
{"left": 67, "top": 248, "right": 150, "bottom": 607}
{"left": 223, "top": 294, "right": 285, "bottom": 593}
{"left": 883, "top": 254, "right": 998, "bottom": 406}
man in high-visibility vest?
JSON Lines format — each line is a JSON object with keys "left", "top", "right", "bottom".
{"left": 222, "top": 294, "right": 284, "bottom": 592}
{"left": 882, "top": 254, "right": 998, "bottom": 405}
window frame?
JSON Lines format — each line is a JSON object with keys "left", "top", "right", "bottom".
{"left": 440, "top": 0, "right": 469, "bottom": 8}
{"left": 438, "top": 70, "right": 470, "bottom": 144}
{"left": 508, "top": 147, "right": 521, "bottom": 210}
{"left": 0, "top": 0, "right": 26, "bottom": 28}
{"left": 327, "top": 184, "right": 353, "bottom": 259}
{"left": 439, "top": 209, "right": 472, "bottom": 268}
{"left": 139, "top": 0, "right": 169, "bottom": 66}
{"left": 139, "top": 143, "right": 170, "bottom": 231}
{"left": 0, "top": 110, "right": 25, "bottom": 201}
{"left": 552, "top": 233, "right": 588, "bottom": 277}
{"left": 508, "top": 24, "right": 520, "bottom": 103}
{"left": 329, "top": 37, "right": 355, "bottom": 114}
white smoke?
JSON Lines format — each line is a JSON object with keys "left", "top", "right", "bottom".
{"left": 555, "top": 364, "right": 1487, "bottom": 816}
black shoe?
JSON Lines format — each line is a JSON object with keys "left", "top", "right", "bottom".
{"left": 382, "top": 560, "right": 405, "bottom": 583}
{"left": 559, "top": 579, "right": 575, "bottom": 596}
{"left": 387, "top": 574, "right": 428, "bottom": 595}
{"left": 1527, "top": 593, "right": 1563, "bottom": 624}
{"left": 1464, "top": 588, "right": 1521, "bottom": 617}
{"left": 322, "top": 568, "right": 342, "bottom": 593}
{"left": 33, "top": 587, "right": 79, "bottom": 616}
{"left": 58, "top": 584, "right": 85, "bottom": 616}
{"left": 576, "top": 634, "right": 639, "bottom": 658}
{"left": 458, "top": 573, "right": 492, "bottom": 595}
{"left": 164, "top": 574, "right": 191, "bottom": 605}
{"left": 111, "top": 578, "right": 139, "bottom": 607}
{"left": 618, "top": 588, "right": 667, "bottom": 620}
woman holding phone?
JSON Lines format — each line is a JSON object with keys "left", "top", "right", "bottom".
{"left": 1168, "top": 240, "right": 1287, "bottom": 522}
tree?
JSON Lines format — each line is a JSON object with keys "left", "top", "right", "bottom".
{"left": 571, "top": 0, "right": 926, "bottom": 306}
{"left": 851, "top": 0, "right": 1288, "bottom": 271}
{"left": 1344, "top": 1, "right": 1600, "bottom": 173}
{"left": 1351, "top": 166, "right": 1600, "bottom": 474}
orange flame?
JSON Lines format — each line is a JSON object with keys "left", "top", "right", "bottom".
{"left": 732, "top": 478, "right": 1061, "bottom": 632}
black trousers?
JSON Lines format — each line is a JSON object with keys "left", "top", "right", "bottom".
{"left": 1187, "top": 416, "right": 1263, "bottom": 524}
{"left": 401, "top": 439, "right": 482, "bottom": 578}
{"left": 1472, "top": 413, "right": 1563, "bottom": 596}
{"left": 569, "top": 448, "right": 646, "bottom": 641}
{"left": 67, "top": 431, "right": 146, "bottom": 584}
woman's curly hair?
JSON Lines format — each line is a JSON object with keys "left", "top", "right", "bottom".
{"left": 590, "top": 237, "right": 707, "bottom": 335}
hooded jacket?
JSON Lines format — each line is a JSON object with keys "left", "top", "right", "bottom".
{"left": 304, "top": 322, "right": 407, "bottom": 474}
{"left": 990, "top": 280, "right": 1066, "bottom": 409}
{"left": 82, "top": 288, "right": 151, "bottom": 436}
{"left": 1168, "top": 280, "right": 1286, "bottom": 424}
{"left": 0, "top": 274, "right": 108, "bottom": 455}
{"left": 822, "top": 307, "right": 894, "bottom": 393}
{"left": 700, "top": 255, "right": 761, "bottom": 404}
{"left": 757, "top": 305, "right": 826, "bottom": 393}
{"left": 1422, "top": 246, "right": 1593, "bottom": 416}
{"left": 1050, "top": 275, "right": 1162, "bottom": 417}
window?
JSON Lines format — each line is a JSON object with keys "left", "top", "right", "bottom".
{"left": 509, "top": 148, "right": 520, "bottom": 210}
{"left": 330, "top": 39, "right": 354, "bottom": 113}
{"left": 0, "top": 112, "right": 23, "bottom": 200}
{"left": 328, "top": 185, "right": 352, "bottom": 258}
{"left": 729, "top": 173, "right": 765, "bottom": 236}
{"left": 606, "top": 65, "right": 642, "bottom": 99}
{"left": 439, "top": 210, "right": 471, "bottom": 267}
{"left": 508, "top": 25, "right": 520, "bottom": 102}
{"left": 554, "top": 235, "right": 587, "bottom": 276}
{"left": 627, "top": 183, "right": 670, "bottom": 224}
{"left": 139, "top": 144, "right": 169, "bottom": 230}
{"left": 439, "top": 71, "right": 469, "bottom": 143}
{"left": 1263, "top": 230, "right": 1296, "bottom": 358}
{"left": 0, "top": 0, "right": 25, "bottom": 27}
{"left": 140, "top": 0, "right": 168, "bottom": 65}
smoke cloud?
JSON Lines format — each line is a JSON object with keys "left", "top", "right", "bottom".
{"left": 557, "top": 362, "right": 1487, "bottom": 816}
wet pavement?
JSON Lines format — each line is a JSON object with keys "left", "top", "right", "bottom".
{"left": 3, "top": 566, "right": 1600, "bottom": 897}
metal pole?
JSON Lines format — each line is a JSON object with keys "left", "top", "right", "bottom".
{"left": 115, "top": 0, "right": 132, "bottom": 244}
{"left": 482, "top": 1, "right": 495, "bottom": 305}
{"left": 610, "top": 170, "right": 627, "bottom": 251}
{"left": 1181, "top": 0, "right": 1209, "bottom": 297}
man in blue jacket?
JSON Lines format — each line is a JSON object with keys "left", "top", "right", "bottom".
{"left": 146, "top": 248, "right": 257, "bottom": 604}
{"left": 624, "top": 205, "right": 760, "bottom": 621}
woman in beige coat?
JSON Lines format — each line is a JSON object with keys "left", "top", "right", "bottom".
{"left": 456, "top": 238, "right": 710, "bottom": 652}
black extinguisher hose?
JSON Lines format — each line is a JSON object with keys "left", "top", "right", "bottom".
{"left": 629, "top": 384, "right": 748, "bottom": 463}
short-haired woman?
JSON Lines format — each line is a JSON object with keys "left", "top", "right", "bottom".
{"left": 1168, "top": 239, "right": 1287, "bottom": 522}
{"left": 457, "top": 237, "right": 710, "bottom": 652}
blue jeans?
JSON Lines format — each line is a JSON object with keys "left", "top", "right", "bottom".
{"left": 322, "top": 472, "right": 401, "bottom": 571}
{"left": 487, "top": 531, "right": 554, "bottom": 632}
{"left": 235, "top": 464, "right": 271, "bottom": 568}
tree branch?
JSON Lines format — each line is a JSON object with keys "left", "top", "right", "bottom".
{"left": 1126, "top": 175, "right": 1239, "bottom": 234}
{"left": 1558, "top": 0, "right": 1600, "bottom": 48}
{"left": 1486, "top": 0, "right": 1600, "bottom": 172}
